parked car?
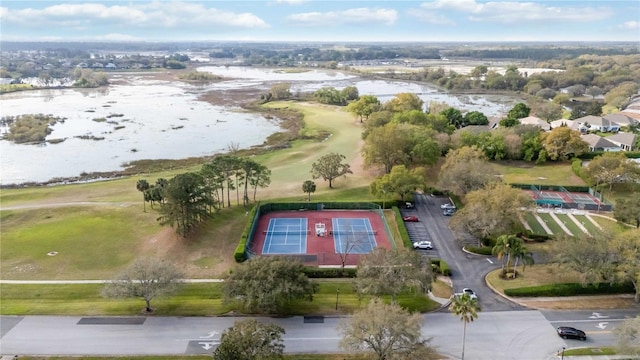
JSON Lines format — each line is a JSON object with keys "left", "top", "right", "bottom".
{"left": 440, "top": 203, "right": 456, "bottom": 209}
{"left": 413, "top": 241, "right": 433, "bottom": 250}
{"left": 405, "top": 202, "right": 414, "bottom": 209}
{"left": 453, "top": 288, "right": 477, "bottom": 300}
{"left": 443, "top": 209, "right": 455, "bottom": 216}
{"left": 557, "top": 327, "right": 587, "bottom": 341}
{"left": 462, "top": 288, "right": 477, "bottom": 300}
{"left": 403, "top": 215, "right": 419, "bottom": 222}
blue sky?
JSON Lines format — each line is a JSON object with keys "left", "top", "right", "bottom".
{"left": 1, "top": 0, "right": 638, "bottom": 42}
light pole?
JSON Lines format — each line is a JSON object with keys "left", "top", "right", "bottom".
{"left": 335, "top": 289, "right": 340, "bottom": 310}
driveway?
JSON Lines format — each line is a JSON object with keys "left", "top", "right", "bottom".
{"left": 402, "top": 193, "right": 527, "bottom": 312}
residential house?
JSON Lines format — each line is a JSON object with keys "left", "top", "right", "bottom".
{"left": 550, "top": 119, "right": 583, "bottom": 132}
{"left": 606, "top": 132, "right": 638, "bottom": 151}
{"left": 580, "top": 134, "right": 621, "bottom": 152}
{"left": 519, "top": 116, "right": 551, "bottom": 131}
{"left": 604, "top": 113, "right": 637, "bottom": 128}
{"left": 574, "top": 115, "right": 620, "bottom": 133}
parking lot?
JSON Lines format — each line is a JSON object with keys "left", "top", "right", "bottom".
{"left": 399, "top": 195, "right": 457, "bottom": 259}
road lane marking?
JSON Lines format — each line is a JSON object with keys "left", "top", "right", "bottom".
{"left": 549, "top": 318, "right": 626, "bottom": 323}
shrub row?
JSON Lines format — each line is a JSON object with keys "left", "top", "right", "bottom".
{"left": 519, "top": 231, "right": 552, "bottom": 242}
{"left": 393, "top": 206, "right": 413, "bottom": 248}
{"left": 464, "top": 246, "right": 493, "bottom": 256}
{"left": 431, "top": 259, "right": 451, "bottom": 276}
{"left": 303, "top": 267, "right": 357, "bottom": 278}
{"left": 578, "top": 151, "right": 640, "bottom": 160}
{"left": 234, "top": 205, "right": 259, "bottom": 263}
{"left": 504, "top": 282, "right": 634, "bottom": 297}
{"left": 571, "top": 157, "right": 583, "bottom": 177}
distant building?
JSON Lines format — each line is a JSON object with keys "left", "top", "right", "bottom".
{"left": 519, "top": 116, "right": 551, "bottom": 131}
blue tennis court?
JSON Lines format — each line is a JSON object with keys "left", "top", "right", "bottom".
{"left": 262, "top": 218, "right": 308, "bottom": 255}
{"left": 331, "top": 218, "right": 377, "bottom": 254}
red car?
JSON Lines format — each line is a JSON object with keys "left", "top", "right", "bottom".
{"left": 403, "top": 215, "right": 419, "bottom": 222}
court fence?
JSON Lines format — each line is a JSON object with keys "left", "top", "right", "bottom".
{"left": 236, "top": 201, "right": 397, "bottom": 263}
{"left": 510, "top": 183, "right": 612, "bottom": 211}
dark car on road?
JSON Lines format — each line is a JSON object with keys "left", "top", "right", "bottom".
{"left": 403, "top": 215, "right": 419, "bottom": 222}
{"left": 557, "top": 326, "right": 587, "bottom": 341}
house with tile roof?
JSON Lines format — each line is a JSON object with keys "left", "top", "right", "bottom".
{"left": 606, "top": 132, "right": 638, "bottom": 151}
{"left": 580, "top": 134, "right": 621, "bottom": 152}
{"left": 574, "top": 115, "right": 620, "bottom": 133}
{"left": 518, "top": 116, "right": 551, "bottom": 131}
{"left": 550, "top": 119, "right": 583, "bottom": 131}
{"left": 604, "top": 113, "right": 637, "bottom": 128}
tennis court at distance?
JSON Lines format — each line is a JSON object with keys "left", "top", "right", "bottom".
{"left": 331, "top": 218, "right": 377, "bottom": 254}
{"left": 261, "top": 217, "right": 378, "bottom": 255}
{"left": 262, "top": 218, "right": 309, "bottom": 255}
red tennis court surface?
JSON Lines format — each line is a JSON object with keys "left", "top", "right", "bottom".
{"left": 249, "top": 210, "right": 393, "bottom": 267}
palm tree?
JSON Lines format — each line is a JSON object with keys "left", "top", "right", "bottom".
{"left": 136, "top": 179, "right": 150, "bottom": 212}
{"left": 492, "top": 234, "right": 517, "bottom": 274}
{"left": 449, "top": 293, "right": 480, "bottom": 360}
{"left": 511, "top": 241, "right": 535, "bottom": 275}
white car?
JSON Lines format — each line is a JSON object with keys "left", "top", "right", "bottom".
{"left": 462, "top": 288, "right": 477, "bottom": 300}
{"left": 413, "top": 241, "right": 433, "bottom": 250}
{"left": 441, "top": 203, "right": 456, "bottom": 209}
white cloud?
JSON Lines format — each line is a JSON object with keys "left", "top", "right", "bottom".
{"left": 419, "top": 0, "right": 613, "bottom": 23}
{"left": 286, "top": 7, "right": 397, "bottom": 27}
{"left": 1, "top": 2, "right": 269, "bottom": 29}
{"left": 408, "top": 8, "right": 456, "bottom": 25}
{"left": 619, "top": 21, "right": 639, "bottom": 30}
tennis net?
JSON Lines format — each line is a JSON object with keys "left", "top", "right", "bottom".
{"left": 330, "top": 230, "right": 377, "bottom": 236}
{"left": 263, "top": 230, "right": 310, "bottom": 236}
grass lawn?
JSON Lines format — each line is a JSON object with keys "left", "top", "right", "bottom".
{"left": 562, "top": 347, "right": 617, "bottom": 356}
{"left": 573, "top": 214, "right": 601, "bottom": 235}
{"left": 0, "top": 101, "right": 379, "bottom": 282}
{"left": 0, "top": 280, "right": 440, "bottom": 316}
{"left": 18, "top": 355, "right": 370, "bottom": 360}
{"left": 522, "top": 212, "right": 548, "bottom": 235}
{"left": 537, "top": 213, "right": 565, "bottom": 235}
{"left": 486, "top": 264, "right": 582, "bottom": 292}
{"left": 554, "top": 213, "right": 584, "bottom": 236}
{"left": 491, "top": 161, "right": 586, "bottom": 186}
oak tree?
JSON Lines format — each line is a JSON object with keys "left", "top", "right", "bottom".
{"left": 540, "top": 127, "right": 589, "bottom": 161}
{"left": 355, "top": 247, "right": 433, "bottom": 303}
{"left": 614, "top": 316, "right": 640, "bottom": 356}
{"left": 101, "top": 258, "right": 183, "bottom": 313}
{"left": 310, "top": 152, "right": 353, "bottom": 188}
{"left": 339, "top": 298, "right": 437, "bottom": 360}
{"left": 213, "top": 319, "right": 285, "bottom": 360}
{"left": 346, "top": 95, "right": 381, "bottom": 123}
{"left": 222, "top": 256, "right": 318, "bottom": 314}
{"left": 450, "top": 182, "right": 534, "bottom": 242}
{"left": 437, "top": 146, "right": 498, "bottom": 197}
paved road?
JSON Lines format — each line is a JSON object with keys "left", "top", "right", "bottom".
{"left": 2, "top": 309, "right": 635, "bottom": 358}
{"left": 402, "top": 193, "right": 526, "bottom": 312}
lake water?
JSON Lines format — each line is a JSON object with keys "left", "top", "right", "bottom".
{"left": 1, "top": 67, "right": 518, "bottom": 185}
